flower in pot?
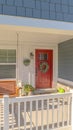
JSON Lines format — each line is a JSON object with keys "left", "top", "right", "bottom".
{"left": 24, "top": 84, "right": 35, "bottom": 95}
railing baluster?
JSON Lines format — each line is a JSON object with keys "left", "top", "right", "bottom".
{"left": 57, "top": 98, "right": 60, "bottom": 128}
{"left": 24, "top": 101, "right": 26, "bottom": 130}
{"left": 52, "top": 98, "right": 54, "bottom": 129}
{"left": 47, "top": 99, "right": 49, "bottom": 130}
{"left": 0, "top": 102, "right": 1, "bottom": 130}
{"left": 62, "top": 97, "right": 64, "bottom": 127}
{"left": 36, "top": 100, "right": 38, "bottom": 130}
{"left": 70, "top": 97, "right": 72, "bottom": 125}
{"left": 41, "top": 100, "right": 44, "bottom": 130}
{"left": 30, "top": 100, "right": 32, "bottom": 130}
{"left": 67, "top": 97, "right": 69, "bottom": 126}
{"left": 12, "top": 103, "right": 14, "bottom": 130}
{"left": 1, "top": 102, "right": 4, "bottom": 129}
{"left": 68, "top": 96, "right": 71, "bottom": 126}
{"left": 18, "top": 102, "right": 20, "bottom": 130}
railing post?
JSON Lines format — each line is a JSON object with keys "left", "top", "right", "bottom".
{"left": 3, "top": 95, "right": 9, "bottom": 130}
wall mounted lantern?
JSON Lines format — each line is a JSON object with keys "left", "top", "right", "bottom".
{"left": 30, "top": 52, "right": 34, "bottom": 59}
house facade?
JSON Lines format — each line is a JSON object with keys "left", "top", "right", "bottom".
{"left": 0, "top": 0, "right": 73, "bottom": 89}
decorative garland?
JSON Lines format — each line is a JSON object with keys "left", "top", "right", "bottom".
{"left": 40, "top": 62, "right": 49, "bottom": 73}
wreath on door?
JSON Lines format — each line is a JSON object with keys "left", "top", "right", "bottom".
{"left": 40, "top": 62, "right": 49, "bottom": 73}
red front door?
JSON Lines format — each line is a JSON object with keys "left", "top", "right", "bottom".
{"left": 35, "top": 49, "right": 53, "bottom": 89}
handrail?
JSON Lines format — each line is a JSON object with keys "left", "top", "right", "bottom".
{"left": 9, "top": 92, "right": 72, "bottom": 103}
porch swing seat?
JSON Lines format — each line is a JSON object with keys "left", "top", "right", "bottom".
{"left": 0, "top": 80, "right": 19, "bottom": 98}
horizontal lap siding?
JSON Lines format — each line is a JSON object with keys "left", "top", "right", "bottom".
{"left": 58, "top": 39, "right": 73, "bottom": 82}
{"left": 0, "top": 0, "right": 73, "bottom": 22}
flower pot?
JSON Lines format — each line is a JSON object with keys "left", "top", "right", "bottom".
{"left": 28, "top": 91, "right": 32, "bottom": 96}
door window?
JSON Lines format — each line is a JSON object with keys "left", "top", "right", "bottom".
{"left": 39, "top": 53, "right": 48, "bottom": 60}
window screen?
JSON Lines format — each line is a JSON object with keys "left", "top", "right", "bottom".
{"left": 0, "top": 49, "right": 16, "bottom": 79}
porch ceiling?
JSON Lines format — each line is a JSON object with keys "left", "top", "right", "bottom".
{"left": 0, "top": 25, "right": 73, "bottom": 45}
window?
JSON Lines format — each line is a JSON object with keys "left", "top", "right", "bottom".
{"left": 0, "top": 49, "right": 16, "bottom": 79}
{"left": 39, "top": 53, "right": 48, "bottom": 60}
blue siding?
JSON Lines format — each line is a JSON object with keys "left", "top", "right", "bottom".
{"left": 58, "top": 39, "right": 73, "bottom": 82}
{"left": 3, "top": 5, "right": 16, "bottom": 16}
{"left": 62, "top": 5, "right": 68, "bottom": 13}
{"left": 23, "top": 0, "right": 35, "bottom": 8}
{"left": 62, "top": 0, "right": 68, "bottom": 5}
{"left": 33, "top": 9, "right": 40, "bottom": 18}
{"left": 64, "top": 14, "right": 73, "bottom": 22}
{"left": 26, "top": 8, "right": 32, "bottom": 17}
{"left": 35, "top": 1, "right": 41, "bottom": 10}
{"left": 56, "top": 4, "right": 61, "bottom": 12}
{"left": 41, "top": 10, "right": 49, "bottom": 19}
{"left": 17, "top": 7, "right": 25, "bottom": 17}
{"left": 69, "top": 6, "right": 73, "bottom": 14}
{"left": 7, "top": 0, "right": 14, "bottom": 6}
{"left": 0, "top": 0, "right": 73, "bottom": 22}
{"left": 50, "top": 3, "right": 55, "bottom": 12}
{"left": 0, "top": 5, "right": 2, "bottom": 14}
{"left": 0, "top": 0, "right": 6, "bottom": 4}
{"left": 69, "top": 0, "right": 73, "bottom": 6}
{"left": 50, "top": 11, "right": 56, "bottom": 20}
{"left": 41, "top": 2, "right": 49, "bottom": 10}
{"left": 50, "top": 0, "right": 61, "bottom": 4}
{"left": 56, "top": 13, "right": 64, "bottom": 21}
{"left": 15, "top": 0, "right": 23, "bottom": 7}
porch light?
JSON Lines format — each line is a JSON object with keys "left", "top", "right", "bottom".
{"left": 30, "top": 52, "right": 34, "bottom": 59}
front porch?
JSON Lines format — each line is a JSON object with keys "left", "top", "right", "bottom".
{"left": 0, "top": 84, "right": 72, "bottom": 130}
{"left": 0, "top": 16, "right": 73, "bottom": 130}
{"left": 0, "top": 16, "right": 73, "bottom": 88}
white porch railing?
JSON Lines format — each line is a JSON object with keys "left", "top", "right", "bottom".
{"left": 0, "top": 92, "right": 72, "bottom": 130}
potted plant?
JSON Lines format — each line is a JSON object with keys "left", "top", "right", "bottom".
{"left": 23, "top": 84, "right": 35, "bottom": 95}
{"left": 57, "top": 87, "right": 65, "bottom": 93}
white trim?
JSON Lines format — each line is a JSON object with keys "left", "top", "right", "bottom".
{"left": 0, "top": 79, "right": 16, "bottom": 81}
{"left": 0, "top": 63, "right": 16, "bottom": 65}
{"left": 58, "top": 78, "right": 73, "bottom": 87}
{"left": 0, "top": 15, "right": 73, "bottom": 31}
